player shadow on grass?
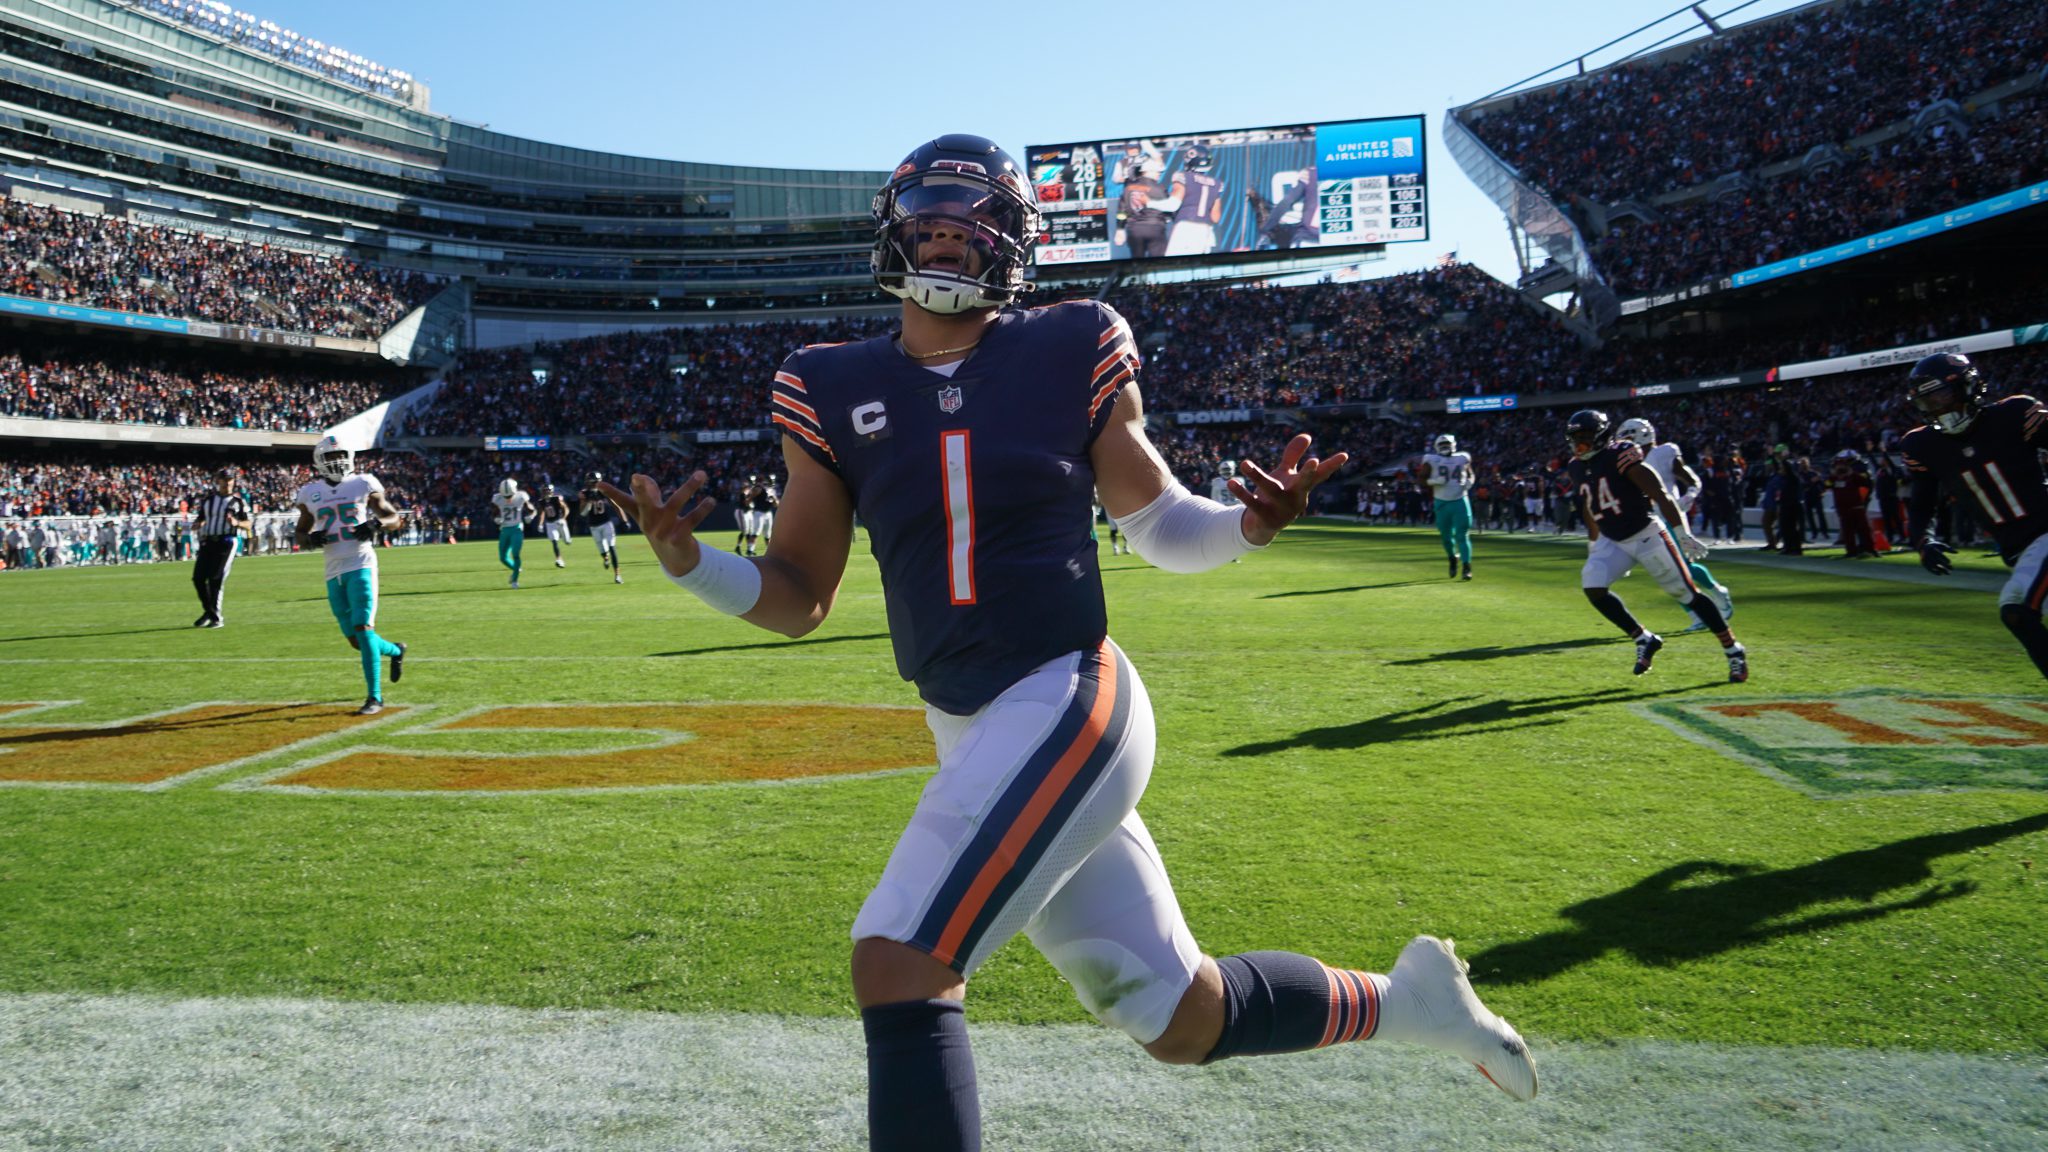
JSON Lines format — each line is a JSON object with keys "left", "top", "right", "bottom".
{"left": 1221, "top": 685, "right": 1711, "bottom": 755}
{"left": 652, "top": 632, "right": 890, "bottom": 657}
{"left": 0, "top": 703, "right": 307, "bottom": 747}
{"left": 0, "top": 626, "right": 194, "bottom": 644}
{"left": 1258, "top": 580, "right": 1437, "bottom": 599}
{"left": 1464, "top": 812, "right": 2048, "bottom": 986}
{"left": 1385, "top": 637, "right": 1619, "bottom": 664}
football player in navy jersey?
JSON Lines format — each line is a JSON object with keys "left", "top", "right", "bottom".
{"left": 603, "top": 134, "right": 1536, "bottom": 1152}
{"left": 1900, "top": 353, "right": 2048, "bottom": 679}
{"left": 1565, "top": 410, "right": 1748, "bottom": 682}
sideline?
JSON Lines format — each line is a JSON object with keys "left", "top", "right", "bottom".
{"left": 1, "top": 991, "right": 2040, "bottom": 1152}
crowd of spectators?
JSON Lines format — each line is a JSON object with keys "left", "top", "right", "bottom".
{"left": 1599, "top": 93, "right": 2048, "bottom": 293}
{"left": 1465, "top": 0, "right": 2048, "bottom": 207}
{"left": 398, "top": 258, "right": 2048, "bottom": 444}
{"left": 400, "top": 318, "right": 894, "bottom": 437}
{"left": 0, "top": 196, "right": 440, "bottom": 339}
{"left": 0, "top": 335, "right": 415, "bottom": 432}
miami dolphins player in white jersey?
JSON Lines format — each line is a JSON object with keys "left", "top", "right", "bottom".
{"left": 491, "top": 478, "right": 535, "bottom": 588}
{"left": 1617, "top": 418, "right": 1732, "bottom": 632}
{"left": 1421, "top": 434, "right": 1475, "bottom": 579}
{"left": 294, "top": 436, "right": 406, "bottom": 715}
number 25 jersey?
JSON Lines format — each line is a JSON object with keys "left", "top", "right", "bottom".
{"left": 294, "top": 473, "right": 382, "bottom": 579}
{"left": 771, "top": 301, "right": 1139, "bottom": 714}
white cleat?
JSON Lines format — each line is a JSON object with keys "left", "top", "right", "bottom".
{"left": 1388, "top": 935, "right": 1538, "bottom": 1101}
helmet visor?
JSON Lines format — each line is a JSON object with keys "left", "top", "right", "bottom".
{"left": 1908, "top": 379, "right": 1968, "bottom": 419}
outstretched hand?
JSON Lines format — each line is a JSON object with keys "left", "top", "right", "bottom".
{"left": 598, "top": 472, "right": 718, "bottom": 578}
{"left": 1227, "top": 434, "right": 1350, "bottom": 546}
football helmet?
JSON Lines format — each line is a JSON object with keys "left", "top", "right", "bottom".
{"left": 313, "top": 435, "right": 353, "bottom": 483}
{"left": 1433, "top": 434, "right": 1457, "bottom": 455}
{"left": 1615, "top": 418, "right": 1656, "bottom": 449}
{"left": 587, "top": 471, "right": 604, "bottom": 486}
{"left": 542, "top": 483, "right": 555, "bottom": 496}
{"left": 1906, "top": 353, "right": 1987, "bottom": 435}
{"left": 1566, "top": 409, "right": 1611, "bottom": 457}
{"left": 872, "top": 134, "right": 1040, "bottom": 315}
{"left": 1137, "top": 156, "right": 1165, "bottom": 181}
{"left": 499, "top": 478, "right": 519, "bottom": 498}
{"left": 1182, "top": 143, "right": 1217, "bottom": 172}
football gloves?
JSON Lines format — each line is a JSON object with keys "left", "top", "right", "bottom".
{"left": 1676, "top": 531, "right": 1709, "bottom": 562}
{"left": 1918, "top": 539, "right": 1956, "bottom": 575}
{"left": 350, "top": 521, "right": 380, "bottom": 541}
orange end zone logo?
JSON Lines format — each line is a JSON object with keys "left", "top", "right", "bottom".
{"left": 1637, "top": 690, "right": 2048, "bottom": 795}
{"left": 0, "top": 702, "right": 932, "bottom": 793}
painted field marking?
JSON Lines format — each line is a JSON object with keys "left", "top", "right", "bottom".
{"left": 0, "top": 700, "right": 409, "bottom": 791}
{"left": 228, "top": 701, "right": 934, "bottom": 795}
{"left": 1637, "top": 689, "right": 2048, "bottom": 795}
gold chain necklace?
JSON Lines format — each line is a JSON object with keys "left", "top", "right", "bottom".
{"left": 899, "top": 335, "right": 984, "bottom": 360}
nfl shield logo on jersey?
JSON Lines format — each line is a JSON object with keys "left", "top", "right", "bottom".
{"left": 938, "top": 385, "right": 964, "bottom": 415}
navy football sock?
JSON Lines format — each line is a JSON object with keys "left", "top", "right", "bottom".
{"left": 1203, "top": 951, "right": 1385, "bottom": 1063}
{"left": 862, "top": 999, "right": 979, "bottom": 1151}
{"left": 1584, "top": 588, "right": 1643, "bottom": 638}
{"left": 2000, "top": 605, "right": 2048, "bottom": 679}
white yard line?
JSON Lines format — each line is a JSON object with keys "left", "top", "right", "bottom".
{"left": 2, "top": 991, "right": 2041, "bottom": 1152}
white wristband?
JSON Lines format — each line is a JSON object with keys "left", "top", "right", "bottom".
{"left": 1114, "top": 483, "right": 1263, "bottom": 574}
{"left": 666, "top": 546, "right": 762, "bottom": 615}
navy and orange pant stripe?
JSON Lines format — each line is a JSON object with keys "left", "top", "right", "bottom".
{"left": 911, "top": 641, "right": 1135, "bottom": 972}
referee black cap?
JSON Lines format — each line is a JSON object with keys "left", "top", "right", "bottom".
{"left": 215, "top": 467, "right": 237, "bottom": 481}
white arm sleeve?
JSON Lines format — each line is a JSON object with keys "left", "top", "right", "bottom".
{"left": 1113, "top": 484, "right": 1264, "bottom": 574}
{"left": 667, "top": 545, "right": 763, "bottom": 615}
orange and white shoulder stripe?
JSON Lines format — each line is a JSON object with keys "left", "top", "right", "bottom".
{"left": 1091, "top": 315, "right": 1139, "bottom": 422}
{"left": 770, "top": 369, "right": 836, "bottom": 462}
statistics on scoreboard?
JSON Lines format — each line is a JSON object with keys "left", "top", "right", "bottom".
{"left": 1027, "top": 115, "right": 1426, "bottom": 268}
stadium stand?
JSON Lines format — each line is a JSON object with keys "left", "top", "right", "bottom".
{"left": 0, "top": 196, "right": 440, "bottom": 338}
{"left": 0, "top": 332, "right": 420, "bottom": 431}
{"left": 1463, "top": 0, "right": 2048, "bottom": 207}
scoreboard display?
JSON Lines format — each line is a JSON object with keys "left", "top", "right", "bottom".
{"left": 1026, "top": 115, "right": 1427, "bottom": 268}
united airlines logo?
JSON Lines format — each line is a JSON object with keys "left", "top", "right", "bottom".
{"left": 938, "top": 385, "right": 964, "bottom": 415}
{"left": 1636, "top": 690, "right": 2048, "bottom": 795}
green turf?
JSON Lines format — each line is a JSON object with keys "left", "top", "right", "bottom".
{"left": 0, "top": 527, "right": 2043, "bottom": 1057}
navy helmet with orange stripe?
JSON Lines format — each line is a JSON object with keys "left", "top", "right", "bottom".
{"left": 873, "top": 134, "right": 1040, "bottom": 315}
{"left": 1906, "top": 352, "right": 1988, "bottom": 435}
{"left": 1565, "top": 409, "right": 1610, "bottom": 458}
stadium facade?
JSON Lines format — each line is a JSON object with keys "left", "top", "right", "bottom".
{"left": 0, "top": 0, "right": 893, "bottom": 351}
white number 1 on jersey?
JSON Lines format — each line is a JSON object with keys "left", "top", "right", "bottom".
{"left": 942, "top": 431, "right": 976, "bottom": 604}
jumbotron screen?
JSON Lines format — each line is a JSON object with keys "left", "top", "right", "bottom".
{"left": 1025, "top": 115, "right": 1427, "bottom": 267}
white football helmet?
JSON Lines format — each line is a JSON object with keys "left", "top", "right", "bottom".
{"left": 1433, "top": 434, "right": 1456, "bottom": 455}
{"left": 499, "top": 478, "right": 519, "bottom": 498}
{"left": 1616, "top": 418, "right": 1656, "bottom": 449}
{"left": 313, "top": 435, "right": 353, "bottom": 483}
{"left": 1220, "top": 460, "right": 1237, "bottom": 477}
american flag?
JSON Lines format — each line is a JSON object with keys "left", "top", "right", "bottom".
{"left": 1436, "top": 251, "right": 1459, "bottom": 268}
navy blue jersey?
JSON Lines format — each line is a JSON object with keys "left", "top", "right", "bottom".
{"left": 1173, "top": 172, "right": 1223, "bottom": 224}
{"left": 771, "top": 301, "right": 1139, "bottom": 713}
{"left": 1568, "top": 440, "right": 1655, "bottom": 539}
{"left": 1901, "top": 395, "right": 2048, "bottom": 563}
{"left": 581, "top": 487, "right": 614, "bottom": 526}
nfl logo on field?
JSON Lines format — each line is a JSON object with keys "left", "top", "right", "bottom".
{"left": 938, "top": 385, "right": 964, "bottom": 414}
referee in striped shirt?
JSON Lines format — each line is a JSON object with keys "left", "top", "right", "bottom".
{"left": 192, "top": 469, "right": 251, "bottom": 628}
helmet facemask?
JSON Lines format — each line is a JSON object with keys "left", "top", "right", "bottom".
{"left": 314, "top": 440, "right": 353, "bottom": 483}
{"left": 873, "top": 172, "right": 1038, "bottom": 315}
{"left": 1908, "top": 377, "right": 1980, "bottom": 435}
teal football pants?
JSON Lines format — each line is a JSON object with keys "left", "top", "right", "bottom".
{"left": 1434, "top": 497, "right": 1473, "bottom": 565}
{"left": 498, "top": 526, "right": 524, "bottom": 576}
{"left": 326, "top": 568, "right": 401, "bottom": 702}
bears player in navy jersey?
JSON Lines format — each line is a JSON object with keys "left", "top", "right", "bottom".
{"left": 1565, "top": 409, "right": 1748, "bottom": 683}
{"left": 1900, "top": 353, "right": 2048, "bottom": 679}
{"left": 603, "top": 134, "right": 1536, "bottom": 1152}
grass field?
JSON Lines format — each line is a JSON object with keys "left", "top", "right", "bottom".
{"left": 2, "top": 525, "right": 2044, "bottom": 1150}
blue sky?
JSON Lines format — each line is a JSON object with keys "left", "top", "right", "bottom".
{"left": 240, "top": 0, "right": 1814, "bottom": 284}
